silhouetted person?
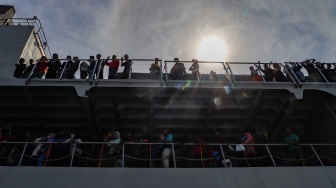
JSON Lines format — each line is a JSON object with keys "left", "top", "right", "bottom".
{"left": 149, "top": 58, "right": 161, "bottom": 79}
{"left": 301, "top": 59, "right": 322, "bottom": 82}
{"left": 21, "top": 59, "right": 34, "bottom": 78}
{"left": 120, "top": 54, "right": 132, "bottom": 79}
{"left": 45, "top": 53, "right": 61, "bottom": 79}
{"left": 189, "top": 59, "right": 200, "bottom": 80}
{"left": 256, "top": 61, "right": 274, "bottom": 81}
{"left": 170, "top": 58, "right": 186, "bottom": 80}
{"left": 32, "top": 56, "right": 47, "bottom": 78}
{"left": 13, "top": 58, "right": 26, "bottom": 78}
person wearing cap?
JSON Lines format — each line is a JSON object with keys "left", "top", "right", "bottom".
{"left": 120, "top": 54, "right": 132, "bottom": 79}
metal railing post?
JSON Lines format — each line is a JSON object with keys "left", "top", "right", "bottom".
{"left": 164, "top": 61, "right": 168, "bottom": 81}
{"left": 69, "top": 143, "right": 76, "bottom": 167}
{"left": 219, "top": 144, "right": 227, "bottom": 168}
{"left": 122, "top": 144, "right": 125, "bottom": 168}
{"left": 172, "top": 144, "right": 176, "bottom": 168}
{"left": 265, "top": 145, "right": 276, "bottom": 167}
{"left": 128, "top": 61, "right": 133, "bottom": 81}
{"left": 25, "top": 60, "right": 40, "bottom": 85}
{"left": 284, "top": 62, "right": 302, "bottom": 85}
{"left": 18, "top": 143, "right": 28, "bottom": 166}
{"left": 59, "top": 60, "right": 69, "bottom": 80}
{"left": 310, "top": 145, "right": 324, "bottom": 166}
{"left": 225, "top": 63, "right": 237, "bottom": 83}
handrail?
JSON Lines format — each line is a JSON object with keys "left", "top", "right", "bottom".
{"left": 1, "top": 17, "right": 52, "bottom": 58}
{"left": 1, "top": 142, "right": 335, "bottom": 168}
{"left": 59, "top": 60, "right": 70, "bottom": 80}
{"left": 25, "top": 59, "right": 40, "bottom": 85}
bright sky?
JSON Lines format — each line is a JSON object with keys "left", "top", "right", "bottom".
{"left": 3, "top": 0, "right": 336, "bottom": 63}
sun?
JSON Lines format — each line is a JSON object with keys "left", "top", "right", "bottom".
{"left": 197, "top": 36, "right": 227, "bottom": 62}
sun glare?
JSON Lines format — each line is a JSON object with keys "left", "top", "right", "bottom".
{"left": 197, "top": 36, "right": 226, "bottom": 62}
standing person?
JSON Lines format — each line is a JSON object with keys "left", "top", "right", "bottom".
{"left": 273, "top": 63, "right": 287, "bottom": 82}
{"left": 120, "top": 54, "right": 132, "bottom": 79}
{"left": 170, "top": 58, "right": 186, "bottom": 80}
{"left": 107, "top": 131, "right": 122, "bottom": 167}
{"left": 37, "top": 133, "right": 56, "bottom": 166}
{"left": 59, "top": 55, "right": 72, "bottom": 78}
{"left": 88, "top": 56, "right": 95, "bottom": 79}
{"left": 45, "top": 53, "right": 61, "bottom": 79}
{"left": 301, "top": 59, "right": 322, "bottom": 82}
{"left": 13, "top": 58, "right": 26, "bottom": 78}
{"left": 161, "top": 128, "right": 173, "bottom": 168}
{"left": 149, "top": 58, "right": 161, "bottom": 79}
{"left": 256, "top": 61, "right": 274, "bottom": 82}
{"left": 67, "top": 56, "right": 80, "bottom": 79}
{"left": 193, "top": 133, "right": 207, "bottom": 168}
{"left": 249, "top": 66, "right": 261, "bottom": 81}
{"left": 32, "top": 56, "right": 47, "bottom": 78}
{"left": 105, "top": 55, "right": 120, "bottom": 79}
{"left": 21, "top": 59, "right": 35, "bottom": 78}
{"left": 189, "top": 59, "right": 200, "bottom": 80}
{"left": 79, "top": 61, "right": 89, "bottom": 79}
{"left": 94, "top": 54, "right": 104, "bottom": 79}
{"left": 284, "top": 128, "right": 301, "bottom": 166}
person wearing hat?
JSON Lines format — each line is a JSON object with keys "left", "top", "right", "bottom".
{"left": 120, "top": 54, "right": 132, "bottom": 79}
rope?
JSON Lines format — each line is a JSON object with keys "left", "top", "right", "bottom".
{"left": 125, "top": 155, "right": 171, "bottom": 161}
{"left": 175, "top": 156, "right": 223, "bottom": 161}
{"left": 319, "top": 156, "right": 336, "bottom": 161}
{"left": 244, "top": 151, "right": 250, "bottom": 167}
{"left": 44, "top": 143, "right": 52, "bottom": 166}
{"left": 74, "top": 154, "right": 121, "bottom": 161}
{"left": 24, "top": 154, "right": 71, "bottom": 162}
{"left": 200, "top": 145, "right": 204, "bottom": 168}
{"left": 225, "top": 155, "right": 269, "bottom": 160}
{"left": 330, "top": 145, "right": 336, "bottom": 157}
{"left": 0, "top": 154, "right": 22, "bottom": 160}
{"left": 98, "top": 144, "right": 104, "bottom": 167}
{"left": 272, "top": 155, "right": 316, "bottom": 161}
{"left": 298, "top": 146, "right": 305, "bottom": 166}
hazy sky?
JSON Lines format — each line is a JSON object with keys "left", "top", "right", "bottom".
{"left": 3, "top": 0, "right": 336, "bottom": 63}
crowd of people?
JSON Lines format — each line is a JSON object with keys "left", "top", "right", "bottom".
{"left": 0, "top": 127, "right": 307, "bottom": 168}
{"left": 249, "top": 59, "right": 336, "bottom": 83}
{"left": 13, "top": 54, "right": 221, "bottom": 81}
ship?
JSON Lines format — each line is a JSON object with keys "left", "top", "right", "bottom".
{"left": 1, "top": 5, "right": 336, "bottom": 188}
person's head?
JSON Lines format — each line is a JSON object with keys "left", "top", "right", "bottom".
{"left": 112, "top": 55, "right": 117, "bottom": 60}
{"left": 285, "top": 128, "right": 293, "bottom": 135}
{"left": 66, "top": 55, "right": 71, "bottom": 60}
{"left": 155, "top": 58, "right": 159, "bottom": 63}
{"left": 195, "top": 133, "right": 201, "bottom": 141}
{"left": 48, "top": 133, "right": 55, "bottom": 139}
{"left": 89, "top": 56, "right": 94, "bottom": 60}
{"left": 249, "top": 66, "right": 254, "bottom": 71}
{"left": 41, "top": 56, "right": 46, "bottom": 61}
{"left": 127, "top": 131, "right": 134, "bottom": 139}
{"left": 52, "top": 53, "right": 58, "bottom": 59}
{"left": 264, "top": 64, "right": 269, "bottom": 69}
{"left": 113, "top": 131, "right": 120, "bottom": 139}
{"left": 124, "top": 54, "right": 129, "bottom": 60}
{"left": 25, "top": 131, "right": 31, "bottom": 138}
{"left": 96, "top": 54, "right": 101, "bottom": 59}
{"left": 70, "top": 132, "right": 78, "bottom": 139}
{"left": 73, "top": 56, "right": 79, "bottom": 62}
{"left": 19, "top": 58, "right": 25, "bottom": 64}
{"left": 163, "top": 128, "right": 169, "bottom": 136}
{"left": 174, "top": 58, "right": 179, "bottom": 63}
{"left": 192, "top": 59, "right": 198, "bottom": 64}
{"left": 160, "top": 134, "right": 164, "bottom": 140}
{"left": 29, "top": 59, "right": 34, "bottom": 65}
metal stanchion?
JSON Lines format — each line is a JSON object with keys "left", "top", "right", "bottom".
{"left": 69, "top": 144, "right": 76, "bottom": 167}
{"left": 18, "top": 143, "right": 28, "bottom": 166}
{"left": 265, "top": 145, "right": 276, "bottom": 167}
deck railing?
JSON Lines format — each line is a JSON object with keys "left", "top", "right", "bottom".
{"left": 1, "top": 142, "right": 335, "bottom": 168}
